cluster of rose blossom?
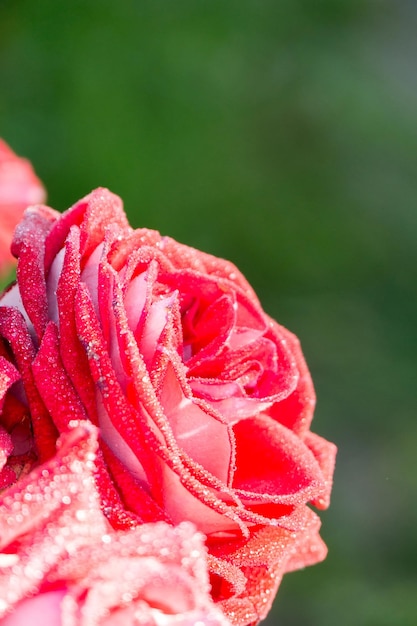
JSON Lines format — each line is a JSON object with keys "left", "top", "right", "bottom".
{"left": 0, "top": 140, "right": 336, "bottom": 626}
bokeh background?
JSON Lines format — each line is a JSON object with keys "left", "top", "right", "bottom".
{"left": 1, "top": 1, "right": 416, "bottom": 624}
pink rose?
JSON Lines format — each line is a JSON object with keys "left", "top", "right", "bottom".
{"left": 0, "top": 421, "right": 230, "bottom": 626}
{"left": 0, "top": 139, "right": 46, "bottom": 276}
{"left": 0, "top": 188, "right": 336, "bottom": 624}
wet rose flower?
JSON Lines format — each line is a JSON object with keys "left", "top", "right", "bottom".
{"left": 0, "top": 421, "right": 231, "bottom": 626}
{"left": 0, "top": 139, "right": 45, "bottom": 276}
{"left": 0, "top": 188, "right": 336, "bottom": 624}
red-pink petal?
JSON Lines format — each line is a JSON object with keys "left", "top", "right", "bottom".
{"left": 56, "top": 226, "right": 100, "bottom": 423}
{"left": 304, "top": 431, "right": 337, "bottom": 509}
{"left": 44, "top": 187, "right": 131, "bottom": 271}
{"left": 266, "top": 323, "right": 316, "bottom": 434}
{"left": 0, "top": 307, "right": 57, "bottom": 461}
{"left": 11, "top": 205, "right": 58, "bottom": 338}
{"left": 158, "top": 362, "right": 233, "bottom": 485}
{"left": 32, "top": 322, "right": 88, "bottom": 432}
{"left": 233, "top": 414, "right": 325, "bottom": 505}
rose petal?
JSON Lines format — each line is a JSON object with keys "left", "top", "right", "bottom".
{"left": 266, "top": 323, "right": 316, "bottom": 434}
{"left": 233, "top": 414, "right": 326, "bottom": 505}
{"left": 0, "top": 356, "right": 20, "bottom": 411}
{"left": 0, "top": 591, "right": 66, "bottom": 626}
{"left": 11, "top": 205, "right": 58, "bottom": 338}
{"left": 304, "top": 431, "right": 337, "bottom": 509}
{"left": 56, "top": 226, "right": 100, "bottom": 422}
{"left": 158, "top": 362, "right": 233, "bottom": 485}
{"left": 0, "top": 307, "right": 57, "bottom": 461}
{"left": 44, "top": 187, "right": 131, "bottom": 271}
{"left": 32, "top": 322, "right": 88, "bottom": 432}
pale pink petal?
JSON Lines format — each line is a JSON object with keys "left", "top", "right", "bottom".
{"left": 0, "top": 591, "right": 65, "bottom": 626}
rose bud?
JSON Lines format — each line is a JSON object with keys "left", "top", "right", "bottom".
{"left": 0, "top": 421, "right": 230, "bottom": 626}
{"left": 0, "top": 188, "right": 336, "bottom": 625}
{"left": 0, "top": 139, "right": 46, "bottom": 277}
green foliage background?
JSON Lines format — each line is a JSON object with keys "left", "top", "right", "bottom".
{"left": 1, "top": 1, "right": 416, "bottom": 624}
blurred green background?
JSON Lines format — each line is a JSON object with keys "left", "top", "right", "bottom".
{"left": 1, "top": 1, "right": 416, "bottom": 624}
